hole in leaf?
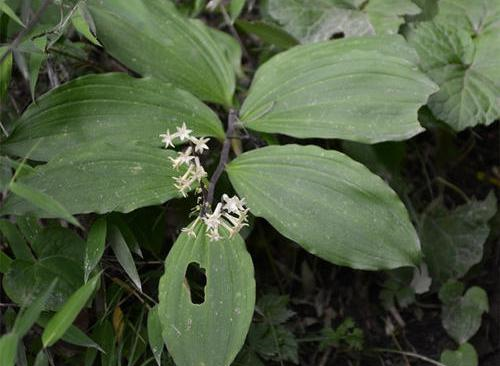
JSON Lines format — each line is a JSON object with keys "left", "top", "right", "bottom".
{"left": 184, "top": 262, "right": 207, "bottom": 305}
{"left": 330, "top": 32, "right": 345, "bottom": 39}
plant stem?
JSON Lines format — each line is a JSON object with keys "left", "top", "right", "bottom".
{"left": 370, "top": 348, "right": 447, "bottom": 366}
{"left": 206, "top": 108, "right": 237, "bottom": 207}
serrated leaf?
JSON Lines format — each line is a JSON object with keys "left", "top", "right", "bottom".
{"left": 408, "top": 21, "right": 500, "bottom": 130}
{"left": 256, "top": 295, "right": 295, "bottom": 325}
{"left": 0, "top": 333, "right": 18, "bottom": 366}
{"left": 42, "top": 273, "right": 101, "bottom": 348}
{"left": 3, "top": 227, "right": 85, "bottom": 311}
{"left": 158, "top": 222, "right": 255, "bottom": 366}
{"left": 2, "top": 73, "right": 223, "bottom": 162}
{"left": 147, "top": 305, "right": 164, "bottom": 366}
{"left": 87, "top": 0, "right": 235, "bottom": 105}
{"left": 109, "top": 226, "right": 142, "bottom": 291}
{"left": 266, "top": 0, "right": 420, "bottom": 43}
{"left": 440, "top": 284, "right": 489, "bottom": 344}
{"left": 420, "top": 192, "right": 497, "bottom": 283}
{"left": 84, "top": 218, "right": 107, "bottom": 283}
{"left": 227, "top": 145, "right": 421, "bottom": 270}
{"left": 0, "top": 143, "right": 182, "bottom": 217}
{"left": 440, "top": 343, "right": 478, "bottom": 366}
{"left": 240, "top": 35, "right": 437, "bottom": 143}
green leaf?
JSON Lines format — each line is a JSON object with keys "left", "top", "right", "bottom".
{"left": 42, "top": 273, "right": 101, "bottom": 348}
{"left": 229, "top": 0, "right": 246, "bottom": 21}
{"left": 236, "top": 20, "right": 299, "bottom": 49}
{"left": 420, "top": 192, "right": 497, "bottom": 283}
{"left": 3, "top": 227, "right": 85, "bottom": 311}
{"left": 0, "top": 143, "right": 182, "bottom": 217}
{"left": 439, "top": 283, "right": 489, "bottom": 344}
{"left": 440, "top": 343, "right": 478, "bottom": 366}
{"left": 109, "top": 225, "right": 142, "bottom": 291}
{"left": 13, "top": 280, "right": 57, "bottom": 337}
{"left": 33, "top": 350, "right": 48, "bottom": 366}
{"left": 0, "top": 0, "right": 24, "bottom": 27}
{"left": 72, "top": 3, "right": 100, "bottom": 46}
{"left": 2, "top": 73, "right": 224, "bottom": 162}
{"left": 84, "top": 217, "right": 107, "bottom": 283}
{"left": 87, "top": 0, "right": 235, "bottom": 105}
{"left": 27, "top": 36, "right": 47, "bottom": 101}
{"left": 0, "top": 46, "right": 13, "bottom": 103}
{"left": 9, "top": 181, "right": 81, "bottom": 227}
{"left": 0, "top": 333, "right": 18, "bottom": 366}
{"left": 37, "top": 313, "right": 102, "bottom": 351}
{"left": 407, "top": 21, "right": 500, "bottom": 130}
{"left": 0, "top": 219, "right": 34, "bottom": 261}
{"left": 158, "top": 222, "right": 255, "bottom": 366}
{"left": 266, "top": 0, "right": 420, "bottom": 43}
{"left": 227, "top": 145, "right": 421, "bottom": 270}
{"left": 240, "top": 35, "right": 438, "bottom": 143}
{"left": 0, "top": 250, "right": 13, "bottom": 273}
{"left": 147, "top": 305, "right": 164, "bottom": 366}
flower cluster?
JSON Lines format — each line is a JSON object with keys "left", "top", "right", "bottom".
{"left": 160, "top": 123, "right": 249, "bottom": 241}
{"left": 160, "top": 123, "right": 209, "bottom": 197}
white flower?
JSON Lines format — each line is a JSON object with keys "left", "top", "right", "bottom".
{"left": 170, "top": 147, "right": 195, "bottom": 169}
{"left": 203, "top": 202, "right": 223, "bottom": 231}
{"left": 159, "top": 130, "right": 176, "bottom": 148}
{"left": 192, "top": 157, "right": 207, "bottom": 181}
{"left": 222, "top": 194, "right": 247, "bottom": 214}
{"left": 190, "top": 136, "right": 210, "bottom": 154}
{"left": 176, "top": 122, "right": 192, "bottom": 141}
{"left": 182, "top": 217, "right": 200, "bottom": 238}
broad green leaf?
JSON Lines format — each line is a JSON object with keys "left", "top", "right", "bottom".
{"left": 0, "top": 143, "right": 181, "bottom": 217}
{"left": 109, "top": 226, "right": 142, "bottom": 291}
{"left": 0, "top": 46, "right": 12, "bottom": 102}
{"left": 240, "top": 35, "right": 438, "bottom": 143}
{"left": 42, "top": 273, "right": 101, "bottom": 348}
{"left": 84, "top": 217, "right": 107, "bottom": 283}
{"left": 439, "top": 283, "right": 489, "bottom": 344}
{"left": 13, "top": 280, "right": 57, "bottom": 337}
{"left": 0, "top": 0, "right": 24, "bottom": 27}
{"left": 408, "top": 21, "right": 500, "bottom": 130}
{"left": 147, "top": 305, "right": 164, "bottom": 366}
{"left": 158, "top": 222, "right": 255, "bottom": 366}
{"left": 420, "top": 192, "right": 497, "bottom": 283}
{"left": 0, "top": 333, "right": 18, "bottom": 366}
{"left": 3, "top": 227, "right": 85, "bottom": 311}
{"left": 9, "top": 181, "right": 81, "bottom": 227}
{"left": 266, "top": 0, "right": 420, "bottom": 43}
{"left": 0, "top": 219, "right": 34, "bottom": 261}
{"left": 37, "top": 313, "right": 102, "bottom": 351}
{"left": 236, "top": 20, "right": 299, "bottom": 49}
{"left": 229, "top": 0, "right": 246, "bottom": 21}
{"left": 227, "top": 145, "right": 421, "bottom": 270}
{"left": 87, "top": 0, "right": 235, "bottom": 106}
{"left": 209, "top": 27, "right": 243, "bottom": 78}
{"left": 440, "top": 343, "right": 478, "bottom": 366}
{"left": 2, "top": 73, "right": 224, "bottom": 162}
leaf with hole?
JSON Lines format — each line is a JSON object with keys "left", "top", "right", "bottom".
{"left": 87, "top": 0, "right": 235, "bottom": 105}
{"left": 227, "top": 144, "right": 421, "bottom": 270}
{"left": 2, "top": 227, "right": 85, "bottom": 311}
{"left": 1, "top": 73, "right": 223, "bottom": 162}
{"left": 0, "top": 143, "right": 182, "bottom": 217}
{"left": 240, "top": 35, "right": 437, "bottom": 143}
{"left": 158, "top": 222, "right": 255, "bottom": 366}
